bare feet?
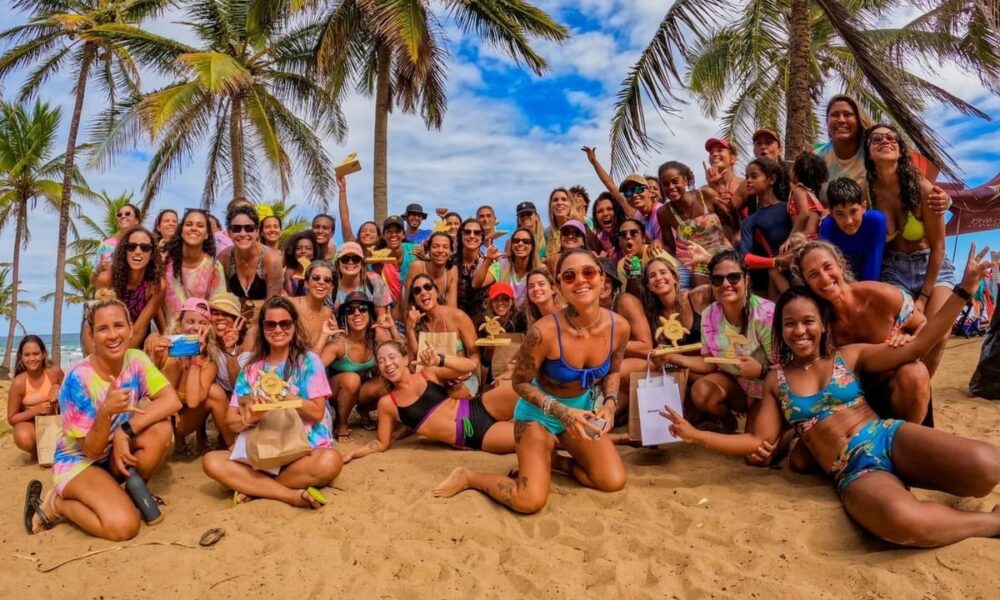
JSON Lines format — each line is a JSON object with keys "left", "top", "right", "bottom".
{"left": 432, "top": 467, "right": 471, "bottom": 498}
{"left": 290, "top": 489, "right": 323, "bottom": 509}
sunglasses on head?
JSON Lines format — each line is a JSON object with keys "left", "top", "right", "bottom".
{"left": 511, "top": 237, "right": 532, "bottom": 245}
{"left": 414, "top": 282, "right": 436, "bottom": 293}
{"left": 339, "top": 254, "right": 362, "bottom": 265}
{"left": 617, "top": 229, "right": 642, "bottom": 239}
{"left": 710, "top": 272, "right": 744, "bottom": 287}
{"left": 622, "top": 185, "right": 647, "bottom": 199}
{"left": 343, "top": 304, "right": 368, "bottom": 315}
{"left": 229, "top": 223, "right": 257, "bottom": 234}
{"left": 117, "top": 210, "right": 135, "bottom": 219}
{"left": 559, "top": 265, "right": 600, "bottom": 284}
{"left": 309, "top": 274, "right": 334, "bottom": 284}
{"left": 263, "top": 319, "right": 294, "bottom": 332}
{"left": 124, "top": 242, "right": 153, "bottom": 253}
{"left": 462, "top": 228, "right": 483, "bottom": 237}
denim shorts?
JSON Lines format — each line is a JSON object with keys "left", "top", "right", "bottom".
{"left": 881, "top": 249, "right": 955, "bottom": 298}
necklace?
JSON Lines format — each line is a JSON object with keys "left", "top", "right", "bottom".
{"left": 566, "top": 308, "right": 601, "bottom": 336}
{"left": 793, "top": 355, "right": 821, "bottom": 371}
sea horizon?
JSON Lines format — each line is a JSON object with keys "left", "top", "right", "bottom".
{"left": 0, "top": 333, "right": 85, "bottom": 369}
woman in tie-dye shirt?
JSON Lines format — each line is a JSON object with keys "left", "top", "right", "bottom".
{"left": 24, "top": 292, "right": 181, "bottom": 540}
{"left": 202, "top": 296, "right": 342, "bottom": 509}
{"left": 162, "top": 209, "right": 226, "bottom": 322}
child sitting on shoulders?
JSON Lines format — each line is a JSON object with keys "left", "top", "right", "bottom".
{"left": 787, "top": 151, "right": 829, "bottom": 240}
{"left": 819, "top": 177, "right": 887, "bottom": 281}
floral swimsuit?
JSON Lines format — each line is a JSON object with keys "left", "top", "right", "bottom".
{"left": 669, "top": 192, "right": 731, "bottom": 275}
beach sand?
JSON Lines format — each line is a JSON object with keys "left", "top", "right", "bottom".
{"left": 1, "top": 338, "right": 997, "bottom": 599}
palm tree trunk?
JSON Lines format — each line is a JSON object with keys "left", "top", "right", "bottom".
{"left": 0, "top": 202, "right": 24, "bottom": 378}
{"left": 784, "top": 0, "right": 813, "bottom": 160}
{"left": 230, "top": 95, "right": 246, "bottom": 201}
{"left": 373, "top": 45, "right": 391, "bottom": 225}
{"left": 51, "top": 43, "right": 96, "bottom": 366}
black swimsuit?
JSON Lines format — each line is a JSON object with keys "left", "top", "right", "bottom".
{"left": 391, "top": 373, "right": 497, "bottom": 450}
{"left": 228, "top": 249, "right": 268, "bottom": 301}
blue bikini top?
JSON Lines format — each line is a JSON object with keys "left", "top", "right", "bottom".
{"left": 540, "top": 310, "right": 614, "bottom": 388}
{"left": 776, "top": 352, "right": 865, "bottom": 434}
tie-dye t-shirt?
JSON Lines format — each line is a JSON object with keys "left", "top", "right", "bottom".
{"left": 52, "top": 349, "right": 169, "bottom": 494}
{"left": 93, "top": 237, "right": 119, "bottom": 269}
{"left": 700, "top": 294, "right": 775, "bottom": 400}
{"left": 230, "top": 351, "right": 333, "bottom": 449}
{"left": 164, "top": 254, "right": 226, "bottom": 317}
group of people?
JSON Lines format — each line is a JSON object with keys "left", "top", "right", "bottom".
{"left": 10, "top": 94, "right": 1000, "bottom": 548}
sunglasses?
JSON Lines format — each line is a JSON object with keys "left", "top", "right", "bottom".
{"left": 309, "top": 274, "right": 334, "bottom": 284}
{"left": 710, "top": 272, "right": 744, "bottom": 287}
{"left": 617, "top": 229, "right": 642, "bottom": 239}
{"left": 622, "top": 185, "right": 647, "bottom": 199}
{"left": 559, "top": 265, "right": 600, "bottom": 284}
{"left": 414, "top": 282, "right": 436, "bottom": 293}
{"left": 124, "top": 242, "right": 153, "bottom": 253}
{"left": 462, "top": 228, "right": 483, "bottom": 237}
{"left": 560, "top": 228, "right": 584, "bottom": 239}
{"left": 511, "top": 237, "right": 532, "bottom": 246}
{"left": 117, "top": 211, "right": 135, "bottom": 219}
{"left": 870, "top": 132, "right": 898, "bottom": 145}
{"left": 343, "top": 304, "right": 368, "bottom": 315}
{"left": 263, "top": 319, "right": 295, "bottom": 332}
{"left": 229, "top": 223, "right": 258, "bottom": 233}
{"left": 339, "top": 254, "right": 362, "bottom": 265}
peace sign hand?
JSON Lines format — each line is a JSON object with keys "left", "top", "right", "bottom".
{"left": 958, "top": 243, "right": 991, "bottom": 295}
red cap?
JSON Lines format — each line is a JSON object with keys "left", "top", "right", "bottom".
{"left": 704, "top": 138, "right": 735, "bottom": 153}
{"left": 488, "top": 282, "right": 515, "bottom": 300}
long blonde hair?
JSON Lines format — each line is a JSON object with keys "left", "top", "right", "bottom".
{"left": 168, "top": 308, "right": 219, "bottom": 361}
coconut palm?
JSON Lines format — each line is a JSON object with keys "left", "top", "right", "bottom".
{"left": 41, "top": 257, "right": 94, "bottom": 306}
{"left": 257, "top": 199, "right": 309, "bottom": 248}
{"left": 0, "top": 99, "right": 90, "bottom": 376}
{"left": 609, "top": 0, "right": 998, "bottom": 177}
{"left": 69, "top": 190, "right": 137, "bottom": 259}
{"left": 0, "top": 0, "right": 172, "bottom": 364}
{"left": 0, "top": 266, "right": 36, "bottom": 338}
{"left": 86, "top": 0, "right": 346, "bottom": 214}
{"left": 314, "top": 0, "right": 569, "bottom": 224}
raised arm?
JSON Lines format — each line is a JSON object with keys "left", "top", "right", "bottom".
{"left": 337, "top": 175, "right": 356, "bottom": 243}
{"left": 582, "top": 146, "right": 633, "bottom": 217}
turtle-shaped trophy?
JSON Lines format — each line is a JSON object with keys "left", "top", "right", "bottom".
{"left": 249, "top": 366, "right": 303, "bottom": 412}
{"left": 335, "top": 152, "right": 362, "bottom": 177}
{"left": 704, "top": 323, "right": 748, "bottom": 365}
{"left": 476, "top": 315, "right": 512, "bottom": 346}
{"left": 366, "top": 247, "right": 397, "bottom": 264}
{"left": 433, "top": 219, "right": 450, "bottom": 233}
{"left": 292, "top": 256, "right": 311, "bottom": 281}
{"left": 652, "top": 313, "right": 702, "bottom": 356}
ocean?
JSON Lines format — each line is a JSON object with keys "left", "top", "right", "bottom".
{"left": 0, "top": 333, "right": 85, "bottom": 369}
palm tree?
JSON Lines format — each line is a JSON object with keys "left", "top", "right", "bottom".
{"left": 0, "top": 0, "right": 172, "bottom": 364}
{"left": 86, "top": 0, "right": 346, "bottom": 214}
{"left": 314, "top": 0, "right": 570, "bottom": 224}
{"left": 609, "top": 0, "right": 997, "bottom": 177}
{"left": 258, "top": 199, "right": 309, "bottom": 248}
{"left": 42, "top": 257, "right": 94, "bottom": 306}
{"left": 69, "top": 190, "right": 136, "bottom": 259}
{"left": 0, "top": 266, "right": 36, "bottom": 341}
{"left": 0, "top": 99, "right": 90, "bottom": 377}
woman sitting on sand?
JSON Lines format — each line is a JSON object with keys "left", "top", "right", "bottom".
{"left": 281, "top": 230, "right": 319, "bottom": 297}
{"left": 405, "top": 274, "right": 481, "bottom": 397}
{"left": 202, "top": 297, "right": 343, "bottom": 509}
{"left": 661, "top": 246, "right": 1000, "bottom": 547}
{"left": 343, "top": 340, "right": 519, "bottom": 462}
{"left": 321, "top": 292, "right": 398, "bottom": 442}
{"left": 795, "top": 241, "right": 931, "bottom": 424}
{"left": 7, "top": 336, "right": 64, "bottom": 457}
{"left": 24, "top": 290, "right": 181, "bottom": 541}
{"left": 658, "top": 250, "right": 775, "bottom": 434}
{"left": 148, "top": 298, "right": 223, "bottom": 456}
{"left": 433, "top": 249, "right": 630, "bottom": 513}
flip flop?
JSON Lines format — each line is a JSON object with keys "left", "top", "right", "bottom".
{"left": 305, "top": 487, "right": 328, "bottom": 507}
{"left": 199, "top": 527, "right": 225, "bottom": 547}
{"left": 232, "top": 491, "right": 255, "bottom": 506}
{"left": 23, "top": 480, "right": 54, "bottom": 535}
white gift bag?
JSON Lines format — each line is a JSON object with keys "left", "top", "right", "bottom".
{"left": 636, "top": 365, "right": 685, "bottom": 446}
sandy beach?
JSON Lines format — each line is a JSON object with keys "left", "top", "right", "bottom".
{"left": 1, "top": 337, "right": 997, "bottom": 599}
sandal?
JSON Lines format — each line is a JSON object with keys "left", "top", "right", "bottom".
{"left": 304, "top": 487, "right": 328, "bottom": 508}
{"left": 199, "top": 527, "right": 225, "bottom": 547}
{"left": 232, "top": 491, "right": 255, "bottom": 506}
{"left": 23, "top": 480, "right": 55, "bottom": 535}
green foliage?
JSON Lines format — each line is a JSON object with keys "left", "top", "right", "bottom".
{"left": 41, "top": 256, "right": 93, "bottom": 305}
{"left": 0, "top": 267, "right": 35, "bottom": 333}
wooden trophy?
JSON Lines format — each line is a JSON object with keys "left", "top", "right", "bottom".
{"left": 433, "top": 220, "right": 450, "bottom": 233}
{"left": 704, "top": 324, "right": 747, "bottom": 365}
{"left": 476, "top": 316, "right": 512, "bottom": 347}
{"left": 366, "top": 248, "right": 397, "bottom": 264}
{"left": 292, "top": 256, "right": 310, "bottom": 281}
{"left": 335, "top": 153, "right": 362, "bottom": 177}
{"left": 249, "top": 366, "right": 303, "bottom": 412}
{"left": 652, "top": 314, "right": 701, "bottom": 356}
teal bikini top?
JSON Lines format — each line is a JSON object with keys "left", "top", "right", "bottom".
{"left": 329, "top": 339, "right": 375, "bottom": 373}
{"left": 539, "top": 311, "right": 615, "bottom": 388}
{"left": 776, "top": 352, "right": 865, "bottom": 434}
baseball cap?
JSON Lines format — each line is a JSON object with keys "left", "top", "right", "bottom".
{"left": 383, "top": 215, "right": 405, "bottom": 230}
{"left": 338, "top": 241, "right": 363, "bottom": 258}
{"left": 516, "top": 201, "right": 536, "bottom": 216}
{"left": 404, "top": 203, "right": 427, "bottom": 218}
{"left": 180, "top": 297, "right": 211, "bottom": 320}
{"left": 618, "top": 173, "right": 647, "bottom": 192}
{"left": 488, "top": 282, "right": 515, "bottom": 300}
{"left": 705, "top": 138, "right": 735, "bottom": 152}
{"left": 752, "top": 128, "right": 780, "bottom": 143}
{"left": 560, "top": 219, "right": 586, "bottom": 236}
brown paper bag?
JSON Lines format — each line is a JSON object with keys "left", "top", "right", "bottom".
{"left": 416, "top": 331, "right": 458, "bottom": 372}
{"left": 629, "top": 368, "right": 688, "bottom": 444}
{"left": 247, "top": 409, "right": 312, "bottom": 470}
{"left": 36, "top": 415, "right": 61, "bottom": 467}
{"left": 489, "top": 333, "right": 524, "bottom": 378}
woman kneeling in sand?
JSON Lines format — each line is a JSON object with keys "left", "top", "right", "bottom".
{"left": 24, "top": 291, "right": 181, "bottom": 540}
{"left": 202, "top": 297, "right": 343, "bottom": 509}
{"left": 661, "top": 246, "right": 1000, "bottom": 546}
{"left": 434, "top": 249, "right": 630, "bottom": 513}
{"left": 343, "top": 340, "right": 518, "bottom": 461}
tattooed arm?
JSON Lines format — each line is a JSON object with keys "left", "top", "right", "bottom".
{"left": 597, "top": 315, "right": 630, "bottom": 431}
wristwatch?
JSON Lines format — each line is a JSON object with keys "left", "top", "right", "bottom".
{"left": 121, "top": 421, "right": 137, "bottom": 440}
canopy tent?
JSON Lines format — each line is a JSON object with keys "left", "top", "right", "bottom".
{"left": 941, "top": 172, "right": 1000, "bottom": 236}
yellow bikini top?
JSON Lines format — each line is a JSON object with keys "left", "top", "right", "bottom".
{"left": 886, "top": 211, "right": 925, "bottom": 243}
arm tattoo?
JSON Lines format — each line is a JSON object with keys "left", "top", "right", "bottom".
{"left": 512, "top": 325, "right": 550, "bottom": 411}
{"left": 601, "top": 319, "right": 628, "bottom": 401}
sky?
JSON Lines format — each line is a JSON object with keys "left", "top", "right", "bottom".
{"left": 1, "top": 0, "right": 998, "bottom": 338}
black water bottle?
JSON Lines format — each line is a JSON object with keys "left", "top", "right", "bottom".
{"left": 124, "top": 467, "right": 162, "bottom": 525}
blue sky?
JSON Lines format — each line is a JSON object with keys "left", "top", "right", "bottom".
{"left": 1, "top": 0, "right": 998, "bottom": 337}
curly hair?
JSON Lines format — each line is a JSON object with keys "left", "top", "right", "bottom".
{"left": 282, "top": 230, "right": 319, "bottom": 270}
{"left": 747, "top": 157, "right": 790, "bottom": 204}
{"left": 792, "top": 151, "right": 829, "bottom": 194}
{"left": 111, "top": 226, "right": 162, "bottom": 303}
{"left": 772, "top": 286, "right": 834, "bottom": 366}
{"left": 658, "top": 160, "right": 697, "bottom": 190}
{"left": 164, "top": 209, "right": 216, "bottom": 282}
{"left": 250, "top": 296, "right": 312, "bottom": 378}
{"left": 569, "top": 185, "right": 590, "bottom": 209}
{"left": 226, "top": 204, "right": 260, "bottom": 229}
{"left": 424, "top": 231, "right": 455, "bottom": 268}
{"left": 863, "top": 123, "right": 922, "bottom": 215}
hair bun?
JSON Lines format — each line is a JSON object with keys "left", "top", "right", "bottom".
{"left": 94, "top": 288, "right": 119, "bottom": 302}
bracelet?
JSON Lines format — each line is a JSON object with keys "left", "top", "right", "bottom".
{"left": 604, "top": 395, "right": 618, "bottom": 408}
{"left": 759, "top": 363, "right": 768, "bottom": 380}
{"left": 121, "top": 421, "right": 137, "bottom": 440}
{"left": 542, "top": 397, "right": 554, "bottom": 416}
{"left": 952, "top": 285, "right": 972, "bottom": 302}
{"left": 919, "top": 291, "right": 931, "bottom": 300}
